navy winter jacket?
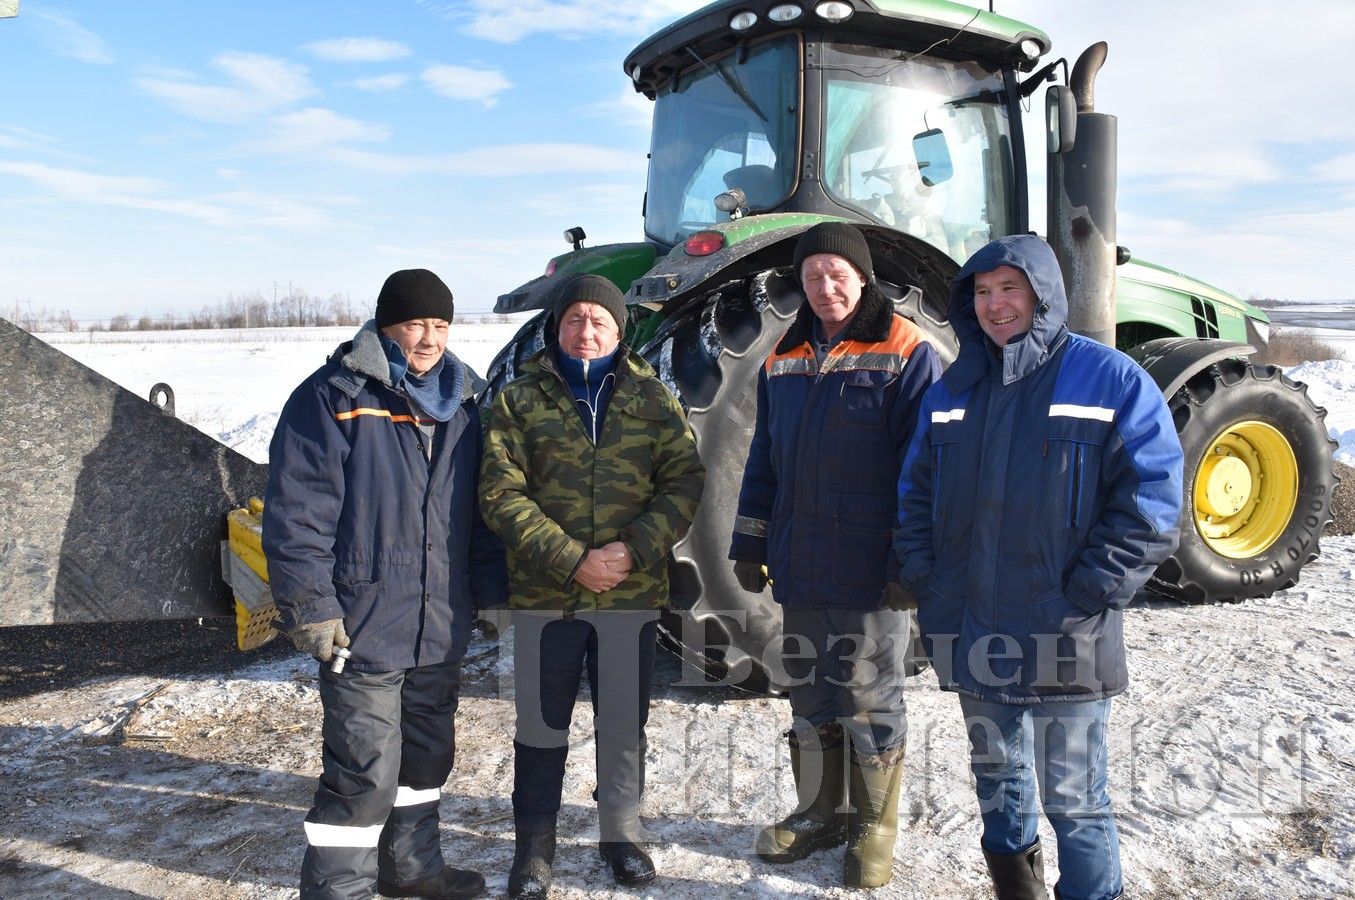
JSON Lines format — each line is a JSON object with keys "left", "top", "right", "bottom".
{"left": 730, "top": 284, "right": 941, "bottom": 608}
{"left": 263, "top": 322, "right": 508, "bottom": 673}
{"left": 895, "top": 235, "right": 1183, "bottom": 702}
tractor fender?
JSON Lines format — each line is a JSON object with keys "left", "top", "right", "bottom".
{"left": 630, "top": 221, "right": 817, "bottom": 311}
{"left": 1126, "top": 337, "right": 1255, "bottom": 399}
{"left": 631, "top": 219, "right": 958, "bottom": 321}
{"left": 494, "top": 242, "right": 658, "bottom": 314}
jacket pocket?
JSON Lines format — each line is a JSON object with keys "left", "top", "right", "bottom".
{"left": 930, "top": 437, "right": 959, "bottom": 526}
{"left": 833, "top": 493, "right": 894, "bottom": 591}
{"left": 838, "top": 370, "right": 892, "bottom": 427}
{"left": 333, "top": 578, "right": 382, "bottom": 635}
{"left": 1044, "top": 418, "right": 1108, "bottom": 536}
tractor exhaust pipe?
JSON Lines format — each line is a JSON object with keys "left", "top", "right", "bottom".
{"left": 1048, "top": 41, "right": 1117, "bottom": 348}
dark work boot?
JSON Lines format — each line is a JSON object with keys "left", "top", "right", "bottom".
{"left": 508, "top": 823, "right": 557, "bottom": 899}
{"left": 756, "top": 723, "right": 848, "bottom": 863}
{"left": 376, "top": 864, "right": 485, "bottom": 899}
{"left": 598, "top": 840, "right": 656, "bottom": 887}
{"left": 842, "top": 748, "right": 905, "bottom": 889}
{"left": 983, "top": 840, "right": 1050, "bottom": 900}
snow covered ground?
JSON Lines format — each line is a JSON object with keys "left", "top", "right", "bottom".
{"left": 2, "top": 324, "right": 1352, "bottom": 898}
{"left": 34, "top": 322, "right": 529, "bottom": 464}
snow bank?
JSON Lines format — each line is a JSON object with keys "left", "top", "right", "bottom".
{"left": 1289, "top": 358, "right": 1355, "bottom": 466}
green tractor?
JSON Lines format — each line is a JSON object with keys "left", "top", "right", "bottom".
{"left": 484, "top": 0, "right": 1336, "bottom": 690}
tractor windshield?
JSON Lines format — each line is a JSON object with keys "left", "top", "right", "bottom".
{"left": 644, "top": 36, "right": 800, "bottom": 246}
{"left": 821, "top": 43, "right": 1016, "bottom": 262}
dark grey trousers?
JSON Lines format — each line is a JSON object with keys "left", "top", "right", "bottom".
{"left": 299, "top": 661, "right": 461, "bottom": 900}
{"left": 511, "top": 610, "right": 659, "bottom": 841}
{"left": 779, "top": 607, "right": 910, "bottom": 758}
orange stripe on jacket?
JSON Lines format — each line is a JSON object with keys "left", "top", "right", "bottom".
{"left": 764, "top": 315, "right": 927, "bottom": 375}
{"left": 335, "top": 407, "right": 432, "bottom": 424}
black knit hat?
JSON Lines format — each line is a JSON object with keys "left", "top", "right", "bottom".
{"left": 375, "top": 268, "right": 455, "bottom": 329}
{"left": 792, "top": 222, "right": 874, "bottom": 284}
{"left": 552, "top": 274, "right": 627, "bottom": 331}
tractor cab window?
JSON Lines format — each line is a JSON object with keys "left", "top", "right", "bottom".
{"left": 645, "top": 36, "right": 800, "bottom": 246}
{"left": 821, "top": 43, "right": 1016, "bottom": 262}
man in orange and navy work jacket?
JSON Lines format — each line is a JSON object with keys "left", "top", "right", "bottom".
{"left": 728, "top": 222, "right": 941, "bottom": 889}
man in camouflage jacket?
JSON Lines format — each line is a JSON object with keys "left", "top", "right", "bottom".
{"left": 480, "top": 274, "right": 704, "bottom": 898}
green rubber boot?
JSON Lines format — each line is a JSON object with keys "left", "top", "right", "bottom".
{"left": 756, "top": 724, "right": 847, "bottom": 863}
{"left": 842, "top": 751, "right": 905, "bottom": 889}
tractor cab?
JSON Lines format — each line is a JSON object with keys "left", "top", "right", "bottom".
{"left": 631, "top": 2, "right": 1045, "bottom": 263}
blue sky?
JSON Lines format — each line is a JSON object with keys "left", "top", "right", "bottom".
{"left": 2, "top": 1, "right": 1352, "bottom": 322}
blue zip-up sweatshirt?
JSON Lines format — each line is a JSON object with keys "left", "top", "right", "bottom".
{"left": 263, "top": 321, "right": 509, "bottom": 673}
{"left": 729, "top": 283, "right": 941, "bottom": 608}
{"left": 894, "top": 235, "right": 1184, "bottom": 702}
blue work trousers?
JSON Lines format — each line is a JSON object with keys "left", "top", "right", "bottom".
{"left": 958, "top": 695, "right": 1121, "bottom": 900}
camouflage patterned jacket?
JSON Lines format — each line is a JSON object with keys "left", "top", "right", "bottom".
{"left": 480, "top": 346, "right": 705, "bottom": 612}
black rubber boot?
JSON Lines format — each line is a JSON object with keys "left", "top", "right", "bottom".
{"left": 508, "top": 824, "right": 557, "bottom": 900}
{"left": 983, "top": 840, "right": 1050, "bottom": 900}
{"left": 756, "top": 723, "right": 848, "bottom": 863}
{"left": 376, "top": 864, "right": 485, "bottom": 899}
{"left": 597, "top": 840, "right": 656, "bottom": 887}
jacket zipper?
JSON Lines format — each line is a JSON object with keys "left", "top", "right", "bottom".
{"left": 1068, "top": 444, "right": 1084, "bottom": 529}
{"left": 931, "top": 442, "right": 944, "bottom": 523}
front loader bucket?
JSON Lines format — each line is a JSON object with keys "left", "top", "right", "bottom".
{"left": 0, "top": 318, "right": 267, "bottom": 625}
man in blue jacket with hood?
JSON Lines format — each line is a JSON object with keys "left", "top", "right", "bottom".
{"left": 895, "top": 235, "right": 1183, "bottom": 900}
{"left": 264, "top": 268, "right": 508, "bottom": 900}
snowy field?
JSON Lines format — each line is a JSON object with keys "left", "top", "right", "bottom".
{"left": 34, "top": 322, "right": 529, "bottom": 464}
{"left": 1, "top": 323, "right": 1352, "bottom": 898}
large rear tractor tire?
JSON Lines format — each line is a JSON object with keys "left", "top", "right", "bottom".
{"left": 1150, "top": 359, "right": 1337, "bottom": 603}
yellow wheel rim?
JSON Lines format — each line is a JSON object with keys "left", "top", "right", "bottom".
{"left": 1192, "top": 421, "right": 1298, "bottom": 558}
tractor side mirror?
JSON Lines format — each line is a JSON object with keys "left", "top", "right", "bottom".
{"left": 1046, "top": 84, "right": 1077, "bottom": 154}
{"left": 912, "top": 129, "right": 953, "bottom": 187}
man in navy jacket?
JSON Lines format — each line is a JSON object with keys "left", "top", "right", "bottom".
{"left": 895, "top": 235, "right": 1184, "bottom": 900}
{"left": 729, "top": 222, "right": 941, "bottom": 889}
{"left": 264, "top": 268, "right": 507, "bottom": 900}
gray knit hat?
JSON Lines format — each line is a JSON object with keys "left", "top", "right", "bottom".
{"left": 552, "top": 274, "right": 627, "bottom": 331}
{"left": 375, "top": 268, "right": 455, "bottom": 328}
{"left": 792, "top": 222, "right": 874, "bottom": 283}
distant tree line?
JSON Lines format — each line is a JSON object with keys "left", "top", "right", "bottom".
{"left": 4, "top": 288, "right": 365, "bottom": 332}
{"left": 5, "top": 289, "right": 511, "bottom": 333}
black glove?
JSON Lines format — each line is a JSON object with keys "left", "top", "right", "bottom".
{"left": 732, "top": 559, "right": 768, "bottom": 593}
{"left": 881, "top": 580, "right": 917, "bottom": 611}
{"left": 287, "top": 618, "right": 349, "bottom": 662}
{"left": 476, "top": 606, "right": 511, "bottom": 639}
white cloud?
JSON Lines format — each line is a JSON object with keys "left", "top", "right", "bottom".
{"left": 136, "top": 52, "right": 316, "bottom": 124}
{"left": 578, "top": 86, "right": 654, "bottom": 130}
{"left": 0, "top": 161, "right": 230, "bottom": 223}
{"left": 0, "top": 125, "right": 58, "bottom": 151}
{"left": 422, "top": 0, "right": 706, "bottom": 44}
{"left": 28, "top": 7, "right": 113, "bottom": 64}
{"left": 249, "top": 108, "right": 390, "bottom": 154}
{"left": 328, "top": 142, "right": 640, "bottom": 177}
{"left": 0, "top": 161, "right": 350, "bottom": 231}
{"left": 350, "top": 73, "right": 410, "bottom": 92}
{"left": 1119, "top": 204, "right": 1355, "bottom": 302}
{"left": 420, "top": 64, "right": 512, "bottom": 108}
{"left": 302, "top": 37, "right": 411, "bottom": 62}
{"left": 1312, "top": 153, "right": 1355, "bottom": 183}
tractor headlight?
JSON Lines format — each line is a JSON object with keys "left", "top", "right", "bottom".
{"left": 730, "top": 10, "right": 758, "bottom": 31}
{"left": 814, "top": 1, "right": 853, "bottom": 23}
{"left": 769, "top": 3, "right": 803, "bottom": 22}
{"left": 1019, "top": 38, "right": 1042, "bottom": 60}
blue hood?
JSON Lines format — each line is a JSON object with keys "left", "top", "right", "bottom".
{"left": 945, "top": 234, "right": 1069, "bottom": 391}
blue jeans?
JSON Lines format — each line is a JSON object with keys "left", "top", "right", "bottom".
{"left": 958, "top": 695, "right": 1121, "bottom": 900}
